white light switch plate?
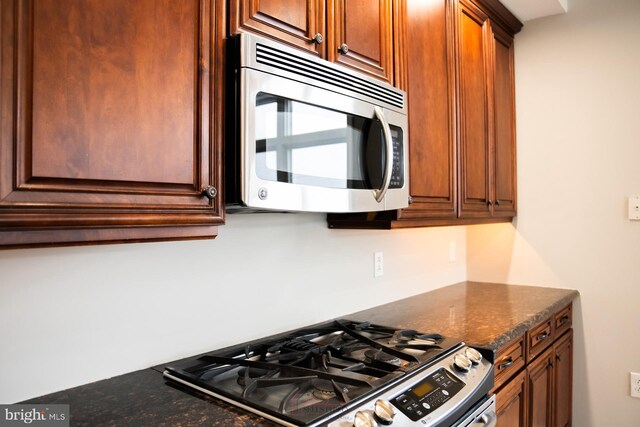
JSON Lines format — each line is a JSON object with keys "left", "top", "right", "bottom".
{"left": 629, "top": 196, "right": 640, "bottom": 220}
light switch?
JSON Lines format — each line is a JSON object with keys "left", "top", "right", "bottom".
{"left": 629, "top": 196, "right": 640, "bottom": 220}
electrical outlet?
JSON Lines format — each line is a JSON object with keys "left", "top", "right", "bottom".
{"left": 629, "top": 195, "right": 640, "bottom": 220}
{"left": 374, "top": 252, "right": 384, "bottom": 278}
{"left": 631, "top": 372, "right": 640, "bottom": 398}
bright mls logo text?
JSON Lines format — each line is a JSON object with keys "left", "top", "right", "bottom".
{"left": 1, "top": 405, "right": 69, "bottom": 426}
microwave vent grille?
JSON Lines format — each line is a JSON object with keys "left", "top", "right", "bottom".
{"left": 255, "top": 43, "right": 404, "bottom": 109}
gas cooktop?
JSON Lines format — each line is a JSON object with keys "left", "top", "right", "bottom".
{"left": 163, "top": 319, "right": 493, "bottom": 426}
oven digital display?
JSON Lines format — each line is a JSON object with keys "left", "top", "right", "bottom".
{"left": 412, "top": 381, "right": 435, "bottom": 398}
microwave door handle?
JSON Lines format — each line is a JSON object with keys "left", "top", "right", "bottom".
{"left": 373, "top": 106, "right": 393, "bottom": 203}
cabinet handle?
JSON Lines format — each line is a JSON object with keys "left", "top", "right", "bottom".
{"left": 536, "top": 331, "right": 549, "bottom": 341}
{"left": 338, "top": 43, "right": 349, "bottom": 55}
{"left": 487, "top": 199, "right": 493, "bottom": 206}
{"left": 497, "top": 356, "right": 514, "bottom": 369}
{"left": 495, "top": 199, "right": 501, "bottom": 206}
{"left": 557, "top": 354, "right": 562, "bottom": 362}
{"left": 312, "top": 33, "right": 324, "bottom": 44}
{"left": 202, "top": 186, "right": 217, "bottom": 200}
{"left": 558, "top": 315, "right": 570, "bottom": 326}
{"left": 408, "top": 195, "right": 413, "bottom": 205}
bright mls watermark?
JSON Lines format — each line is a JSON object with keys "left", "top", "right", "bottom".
{"left": 0, "top": 405, "right": 69, "bottom": 427}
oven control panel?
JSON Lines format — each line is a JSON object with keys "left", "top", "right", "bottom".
{"left": 326, "top": 345, "right": 493, "bottom": 427}
{"left": 392, "top": 368, "right": 465, "bottom": 421}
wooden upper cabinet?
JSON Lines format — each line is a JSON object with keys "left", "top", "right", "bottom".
{"left": 229, "top": 0, "right": 325, "bottom": 57}
{"left": 327, "top": 0, "right": 393, "bottom": 84}
{"left": 0, "top": 0, "right": 224, "bottom": 248}
{"left": 458, "top": 0, "right": 518, "bottom": 219}
{"left": 491, "top": 23, "right": 517, "bottom": 216}
{"left": 457, "top": 0, "right": 492, "bottom": 218}
{"left": 326, "top": 0, "right": 521, "bottom": 230}
{"left": 398, "top": 0, "right": 457, "bottom": 221}
{"left": 229, "top": 0, "right": 400, "bottom": 86}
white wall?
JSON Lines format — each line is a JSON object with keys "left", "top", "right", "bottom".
{"left": 467, "top": 0, "right": 640, "bottom": 425}
{"left": 0, "top": 214, "right": 466, "bottom": 403}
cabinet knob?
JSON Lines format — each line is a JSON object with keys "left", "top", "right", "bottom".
{"left": 202, "top": 186, "right": 217, "bottom": 200}
{"left": 312, "top": 33, "right": 324, "bottom": 44}
{"left": 495, "top": 199, "right": 501, "bottom": 206}
{"left": 338, "top": 43, "right": 349, "bottom": 55}
{"left": 487, "top": 199, "right": 493, "bottom": 206}
{"left": 408, "top": 195, "right": 413, "bottom": 205}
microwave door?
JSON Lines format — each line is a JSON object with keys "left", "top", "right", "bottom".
{"left": 241, "top": 69, "right": 407, "bottom": 212}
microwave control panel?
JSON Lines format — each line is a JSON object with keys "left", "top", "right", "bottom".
{"left": 390, "top": 126, "right": 404, "bottom": 189}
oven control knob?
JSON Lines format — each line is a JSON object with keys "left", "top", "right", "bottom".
{"left": 373, "top": 399, "right": 396, "bottom": 425}
{"left": 465, "top": 347, "right": 483, "bottom": 364}
{"left": 453, "top": 353, "right": 472, "bottom": 372}
{"left": 353, "top": 410, "right": 376, "bottom": 427}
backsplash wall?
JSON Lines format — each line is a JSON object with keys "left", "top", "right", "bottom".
{"left": 0, "top": 213, "right": 467, "bottom": 403}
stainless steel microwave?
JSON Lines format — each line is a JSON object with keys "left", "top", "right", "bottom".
{"left": 225, "top": 33, "right": 409, "bottom": 213}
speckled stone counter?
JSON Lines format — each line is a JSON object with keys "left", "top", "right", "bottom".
{"left": 22, "top": 281, "right": 578, "bottom": 426}
{"left": 346, "top": 281, "right": 579, "bottom": 352}
{"left": 25, "top": 368, "right": 276, "bottom": 426}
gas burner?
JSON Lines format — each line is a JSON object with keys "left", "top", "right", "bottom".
{"left": 364, "top": 349, "right": 401, "bottom": 366}
{"left": 311, "top": 379, "right": 336, "bottom": 400}
{"left": 236, "top": 367, "right": 268, "bottom": 387}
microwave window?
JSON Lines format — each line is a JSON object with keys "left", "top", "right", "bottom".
{"left": 254, "top": 93, "right": 389, "bottom": 190}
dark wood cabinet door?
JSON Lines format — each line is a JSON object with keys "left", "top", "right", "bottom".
{"left": 553, "top": 330, "right": 573, "bottom": 427}
{"left": 0, "top": 0, "right": 223, "bottom": 248}
{"left": 397, "top": 0, "right": 457, "bottom": 221}
{"left": 457, "top": 0, "right": 491, "bottom": 218}
{"left": 491, "top": 23, "right": 517, "bottom": 216}
{"left": 527, "top": 347, "right": 554, "bottom": 427}
{"left": 496, "top": 370, "right": 527, "bottom": 427}
{"left": 327, "top": 0, "right": 393, "bottom": 84}
{"left": 229, "top": 0, "right": 325, "bottom": 57}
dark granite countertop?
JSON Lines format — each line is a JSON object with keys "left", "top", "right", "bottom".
{"left": 22, "top": 281, "right": 578, "bottom": 426}
{"left": 346, "top": 281, "right": 579, "bottom": 352}
{"left": 25, "top": 368, "right": 276, "bottom": 427}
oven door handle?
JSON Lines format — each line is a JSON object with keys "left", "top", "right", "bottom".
{"left": 373, "top": 106, "right": 393, "bottom": 203}
{"left": 469, "top": 411, "right": 497, "bottom": 427}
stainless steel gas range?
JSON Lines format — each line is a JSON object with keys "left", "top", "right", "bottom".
{"left": 163, "top": 320, "right": 495, "bottom": 427}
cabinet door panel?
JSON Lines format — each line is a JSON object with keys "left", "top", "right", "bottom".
{"left": 554, "top": 330, "right": 573, "bottom": 427}
{"left": 328, "top": 0, "right": 393, "bottom": 84}
{"left": 528, "top": 347, "right": 554, "bottom": 427}
{"left": 458, "top": 0, "right": 491, "bottom": 217}
{"left": 0, "top": 0, "right": 222, "bottom": 247}
{"left": 492, "top": 24, "right": 516, "bottom": 216}
{"left": 229, "top": 0, "right": 325, "bottom": 57}
{"left": 30, "top": 0, "right": 195, "bottom": 185}
{"left": 397, "top": 0, "right": 456, "bottom": 220}
{"left": 496, "top": 370, "right": 527, "bottom": 427}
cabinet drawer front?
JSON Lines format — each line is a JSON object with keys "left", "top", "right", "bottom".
{"left": 494, "top": 335, "right": 525, "bottom": 391}
{"left": 526, "top": 317, "right": 554, "bottom": 361}
{"left": 554, "top": 303, "right": 573, "bottom": 338}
